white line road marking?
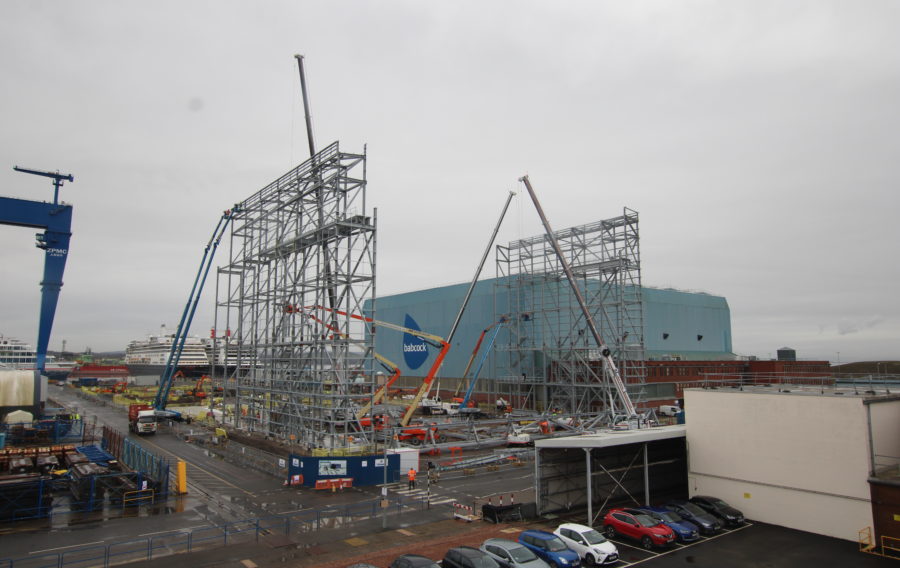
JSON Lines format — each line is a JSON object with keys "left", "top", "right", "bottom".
{"left": 138, "top": 526, "right": 207, "bottom": 537}
{"left": 626, "top": 523, "right": 753, "bottom": 566}
{"left": 31, "top": 541, "right": 105, "bottom": 554}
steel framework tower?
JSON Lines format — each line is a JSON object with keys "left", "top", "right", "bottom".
{"left": 496, "top": 209, "right": 646, "bottom": 423}
{"left": 214, "top": 141, "right": 376, "bottom": 453}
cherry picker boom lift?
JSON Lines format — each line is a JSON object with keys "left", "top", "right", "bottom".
{"left": 298, "top": 305, "right": 450, "bottom": 427}
{"left": 355, "top": 353, "right": 402, "bottom": 421}
{"left": 457, "top": 316, "right": 508, "bottom": 414}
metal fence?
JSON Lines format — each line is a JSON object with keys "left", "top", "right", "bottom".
{"left": 0, "top": 419, "right": 84, "bottom": 446}
{"left": 0, "top": 495, "right": 421, "bottom": 568}
{"left": 101, "top": 426, "right": 170, "bottom": 500}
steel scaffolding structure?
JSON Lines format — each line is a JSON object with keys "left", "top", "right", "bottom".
{"left": 496, "top": 209, "right": 646, "bottom": 422}
{"left": 214, "top": 141, "right": 376, "bottom": 453}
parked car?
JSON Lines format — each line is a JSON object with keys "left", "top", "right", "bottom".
{"left": 518, "top": 530, "right": 582, "bottom": 568}
{"left": 690, "top": 495, "right": 745, "bottom": 527}
{"left": 443, "top": 546, "right": 501, "bottom": 568}
{"left": 481, "top": 538, "right": 551, "bottom": 568}
{"left": 634, "top": 506, "right": 701, "bottom": 543}
{"left": 602, "top": 508, "right": 676, "bottom": 549}
{"left": 389, "top": 554, "right": 441, "bottom": 568}
{"left": 664, "top": 500, "right": 722, "bottom": 535}
{"left": 553, "top": 523, "right": 619, "bottom": 565}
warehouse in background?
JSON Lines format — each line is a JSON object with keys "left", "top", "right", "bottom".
{"left": 369, "top": 273, "right": 829, "bottom": 413}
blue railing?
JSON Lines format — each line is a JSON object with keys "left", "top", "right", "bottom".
{"left": 0, "top": 495, "right": 422, "bottom": 568}
{"left": 0, "top": 419, "right": 83, "bottom": 445}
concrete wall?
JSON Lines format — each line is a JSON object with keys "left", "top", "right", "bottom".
{"left": 685, "top": 388, "right": 874, "bottom": 541}
{"left": 869, "top": 397, "right": 900, "bottom": 474}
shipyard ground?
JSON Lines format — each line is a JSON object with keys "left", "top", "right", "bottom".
{"left": 8, "top": 386, "right": 892, "bottom": 567}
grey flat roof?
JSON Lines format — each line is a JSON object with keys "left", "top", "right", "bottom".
{"left": 685, "top": 385, "right": 899, "bottom": 401}
{"left": 534, "top": 425, "right": 686, "bottom": 449}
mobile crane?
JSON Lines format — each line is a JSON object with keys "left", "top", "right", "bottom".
{"left": 519, "top": 176, "right": 638, "bottom": 421}
{"left": 153, "top": 208, "right": 238, "bottom": 420}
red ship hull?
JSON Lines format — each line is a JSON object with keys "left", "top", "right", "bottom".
{"left": 69, "top": 364, "right": 130, "bottom": 378}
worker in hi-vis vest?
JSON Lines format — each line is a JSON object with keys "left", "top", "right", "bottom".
{"left": 407, "top": 467, "right": 417, "bottom": 490}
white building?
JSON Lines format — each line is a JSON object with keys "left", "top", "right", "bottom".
{"left": 685, "top": 386, "right": 900, "bottom": 541}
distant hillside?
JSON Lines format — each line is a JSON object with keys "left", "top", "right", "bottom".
{"left": 48, "top": 350, "right": 125, "bottom": 363}
{"left": 833, "top": 361, "right": 900, "bottom": 375}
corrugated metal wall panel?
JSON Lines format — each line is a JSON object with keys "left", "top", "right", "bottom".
{"left": 366, "top": 280, "right": 733, "bottom": 377}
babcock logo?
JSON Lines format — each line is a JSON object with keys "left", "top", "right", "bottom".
{"left": 402, "top": 314, "right": 429, "bottom": 370}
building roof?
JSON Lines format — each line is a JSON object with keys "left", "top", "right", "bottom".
{"left": 685, "top": 384, "right": 900, "bottom": 401}
{"left": 534, "top": 425, "right": 686, "bottom": 449}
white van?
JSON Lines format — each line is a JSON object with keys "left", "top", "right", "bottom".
{"left": 658, "top": 404, "right": 680, "bottom": 417}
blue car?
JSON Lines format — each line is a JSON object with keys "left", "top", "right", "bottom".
{"left": 633, "top": 506, "right": 700, "bottom": 543}
{"left": 664, "top": 500, "right": 722, "bottom": 535}
{"left": 518, "top": 530, "right": 581, "bottom": 568}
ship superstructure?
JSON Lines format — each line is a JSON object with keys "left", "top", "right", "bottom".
{"left": 125, "top": 325, "right": 209, "bottom": 377}
{"left": 0, "top": 335, "right": 38, "bottom": 369}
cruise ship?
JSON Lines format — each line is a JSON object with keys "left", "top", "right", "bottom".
{"left": 124, "top": 325, "right": 210, "bottom": 377}
{"left": 205, "top": 339, "right": 255, "bottom": 377}
{"left": 0, "top": 334, "right": 78, "bottom": 379}
{"left": 0, "top": 335, "right": 38, "bottom": 369}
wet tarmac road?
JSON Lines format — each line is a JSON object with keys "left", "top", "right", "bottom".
{"left": 1, "top": 385, "right": 535, "bottom": 562}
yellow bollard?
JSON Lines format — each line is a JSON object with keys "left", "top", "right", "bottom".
{"left": 176, "top": 460, "right": 187, "bottom": 495}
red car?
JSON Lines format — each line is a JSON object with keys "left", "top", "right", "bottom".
{"left": 602, "top": 508, "right": 676, "bottom": 549}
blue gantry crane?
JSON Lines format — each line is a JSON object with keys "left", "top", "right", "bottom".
{"left": 1, "top": 166, "right": 74, "bottom": 387}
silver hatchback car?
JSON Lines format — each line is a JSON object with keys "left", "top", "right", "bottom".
{"left": 481, "top": 538, "right": 551, "bottom": 568}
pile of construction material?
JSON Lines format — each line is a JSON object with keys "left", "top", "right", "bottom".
{"left": 0, "top": 444, "right": 76, "bottom": 520}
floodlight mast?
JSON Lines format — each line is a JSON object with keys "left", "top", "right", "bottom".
{"left": 518, "top": 175, "right": 637, "bottom": 419}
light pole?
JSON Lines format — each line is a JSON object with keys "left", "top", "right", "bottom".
{"left": 381, "top": 427, "right": 391, "bottom": 529}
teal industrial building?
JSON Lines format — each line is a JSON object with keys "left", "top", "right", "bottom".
{"left": 366, "top": 279, "right": 734, "bottom": 380}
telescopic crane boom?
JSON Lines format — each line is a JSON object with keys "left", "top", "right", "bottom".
{"left": 154, "top": 208, "right": 239, "bottom": 415}
{"left": 519, "top": 175, "right": 637, "bottom": 419}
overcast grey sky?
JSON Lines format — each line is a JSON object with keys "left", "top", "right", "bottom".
{"left": 1, "top": 1, "right": 897, "bottom": 363}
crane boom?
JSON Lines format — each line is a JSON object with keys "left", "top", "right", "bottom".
{"left": 355, "top": 353, "right": 402, "bottom": 420}
{"left": 459, "top": 320, "right": 504, "bottom": 410}
{"left": 446, "top": 191, "right": 515, "bottom": 343}
{"left": 154, "top": 208, "right": 238, "bottom": 413}
{"left": 299, "top": 305, "right": 450, "bottom": 426}
{"left": 519, "top": 175, "right": 637, "bottom": 418}
{"left": 423, "top": 191, "right": 515, "bottom": 402}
